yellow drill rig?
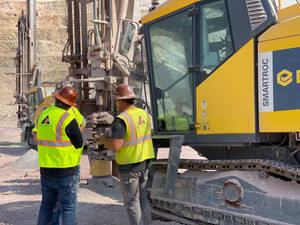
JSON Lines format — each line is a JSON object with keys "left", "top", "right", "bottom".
{"left": 15, "top": 0, "right": 300, "bottom": 223}
{"left": 141, "top": 0, "right": 300, "bottom": 224}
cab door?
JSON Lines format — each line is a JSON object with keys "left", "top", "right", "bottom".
{"left": 194, "top": 0, "right": 236, "bottom": 134}
{"left": 146, "top": 6, "right": 196, "bottom": 134}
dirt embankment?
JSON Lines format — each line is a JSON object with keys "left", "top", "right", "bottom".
{"left": 0, "top": 0, "right": 160, "bottom": 80}
{"left": 0, "top": 0, "right": 68, "bottom": 80}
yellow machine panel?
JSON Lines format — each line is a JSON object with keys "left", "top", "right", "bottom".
{"left": 260, "top": 110, "right": 300, "bottom": 132}
{"left": 259, "top": 13, "right": 300, "bottom": 43}
{"left": 258, "top": 6, "right": 300, "bottom": 133}
{"left": 276, "top": 3, "right": 300, "bottom": 23}
{"left": 196, "top": 39, "right": 255, "bottom": 134}
{"left": 259, "top": 36, "right": 300, "bottom": 53}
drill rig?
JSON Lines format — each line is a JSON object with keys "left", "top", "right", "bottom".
{"left": 15, "top": 0, "right": 55, "bottom": 148}
{"left": 16, "top": 0, "right": 300, "bottom": 224}
{"left": 61, "top": 0, "right": 147, "bottom": 172}
{"left": 140, "top": 0, "right": 300, "bottom": 224}
{"left": 15, "top": 0, "right": 149, "bottom": 175}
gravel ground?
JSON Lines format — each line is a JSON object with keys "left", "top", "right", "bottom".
{"left": 0, "top": 117, "right": 183, "bottom": 225}
{"left": 0, "top": 68, "right": 190, "bottom": 225}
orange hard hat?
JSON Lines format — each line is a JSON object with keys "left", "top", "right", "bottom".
{"left": 115, "top": 84, "right": 138, "bottom": 100}
{"left": 53, "top": 86, "right": 77, "bottom": 106}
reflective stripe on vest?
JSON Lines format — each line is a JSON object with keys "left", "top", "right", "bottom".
{"left": 80, "top": 118, "right": 86, "bottom": 126}
{"left": 116, "top": 107, "right": 155, "bottom": 165}
{"left": 123, "top": 134, "right": 152, "bottom": 146}
{"left": 37, "top": 107, "right": 82, "bottom": 168}
{"left": 121, "top": 112, "right": 136, "bottom": 141}
{"left": 56, "top": 112, "right": 70, "bottom": 141}
{"left": 71, "top": 107, "right": 78, "bottom": 122}
{"left": 38, "top": 140, "right": 72, "bottom": 147}
{"left": 120, "top": 111, "right": 152, "bottom": 146}
{"left": 70, "top": 106, "right": 86, "bottom": 127}
{"left": 37, "top": 111, "right": 71, "bottom": 147}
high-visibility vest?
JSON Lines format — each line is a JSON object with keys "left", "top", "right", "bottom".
{"left": 36, "top": 106, "right": 83, "bottom": 168}
{"left": 116, "top": 107, "right": 155, "bottom": 165}
{"left": 33, "top": 106, "right": 86, "bottom": 132}
{"left": 68, "top": 106, "right": 86, "bottom": 128}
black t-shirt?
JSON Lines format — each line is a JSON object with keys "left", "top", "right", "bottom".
{"left": 111, "top": 117, "right": 151, "bottom": 172}
{"left": 111, "top": 118, "right": 126, "bottom": 139}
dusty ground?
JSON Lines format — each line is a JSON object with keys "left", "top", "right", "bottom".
{"left": 0, "top": 1, "right": 192, "bottom": 224}
{"left": 0, "top": 83, "right": 200, "bottom": 225}
{"left": 0, "top": 1, "right": 185, "bottom": 220}
{"left": 0, "top": 71, "right": 183, "bottom": 224}
{"left": 0, "top": 117, "right": 185, "bottom": 225}
{"left": 0, "top": 103, "right": 189, "bottom": 225}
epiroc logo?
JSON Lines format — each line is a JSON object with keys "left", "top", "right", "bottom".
{"left": 277, "top": 69, "right": 300, "bottom": 86}
{"left": 259, "top": 47, "right": 300, "bottom": 112}
{"left": 277, "top": 69, "right": 293, "bottom": 86}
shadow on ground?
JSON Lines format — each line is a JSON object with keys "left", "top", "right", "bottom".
{"left": 81, "top": 177, "right": 123, "bottom": 202}
{"left": 0, "top": 201, "right": 128, "bottom": 225}
{"left": 0, "top": 141, "right": 24, "bottom": 147}
{"left": 0, "top": 141, "right": 26, "bottom": 157}
{"left": 0, "top": 178, "right": 40, "bottom": 196}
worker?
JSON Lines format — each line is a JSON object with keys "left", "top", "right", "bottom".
{"left": 50, "top": 82, "right": 86, "bottom": 225}
{"left": 32, "top": 87, "right": 83, "bottom": 225}
{"left": 51, "top": 104, "right": 85, "bottom": 225}
{"left": 98, "top": 84, "right": 155, "bottom": 225}
{"left": 54, "top": 80, "right": 86, "bottom": 132}
{"left": 32, "top": 81, "right": 86, "bottom": 225}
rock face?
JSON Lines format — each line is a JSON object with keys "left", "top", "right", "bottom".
{"left": 0, "top": 0, "right": 67, "bottom": 79}
{"left": 0, "top": 0, "right": 163, "bottom": 122}
{"left": 0, "top": 0, "right": 157, "bottom": 78}
{"left": 0, "top": 0, "right": 68, "bottom": 122}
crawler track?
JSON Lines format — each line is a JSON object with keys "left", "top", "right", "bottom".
{"left": 150, "top": 159, "right": 300, "bottom": 224}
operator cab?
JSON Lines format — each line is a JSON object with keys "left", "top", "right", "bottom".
{"left": 142, "top": 0, "right": 276, "bottom": 140}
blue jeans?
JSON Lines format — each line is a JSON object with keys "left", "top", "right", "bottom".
{"left": 52, "top": 201, "right": 62, "bottom": 225}
{"left": 37, "top": 174, "right": 79, "bottom": 225}
{"left": 52, "top": 166, "right": 80, "bottom": 225}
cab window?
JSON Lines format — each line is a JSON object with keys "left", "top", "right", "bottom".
{"left": 200, "top": 0, "right": 233, "bottom": 75}
{"left": 148, "top": 9, "right": 194, "bottom": 132}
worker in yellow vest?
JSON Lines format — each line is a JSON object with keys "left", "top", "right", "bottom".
{"left": 32, "top": 81, "right": 86, "bottom": 225}
{"left": 52, "top": 82, "right": 86, "bottom": 225}
{"left": 54, "top": 80, "right": 86, "bottom": 132}
{"left": 33, "top": 80, "right": 86, "bottom": 135}
{"left": 98, "top": 84, "right": 155, "bottom": 225}
{"left": 33, "top": 87, "right": 83, "bottom": 225}
{"left": 51, "top": 103, "right": 86, "bottom": 225}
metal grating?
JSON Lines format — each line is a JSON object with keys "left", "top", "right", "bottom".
{"left": 245, "top": 0, "right": 268, "bottom": 30}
